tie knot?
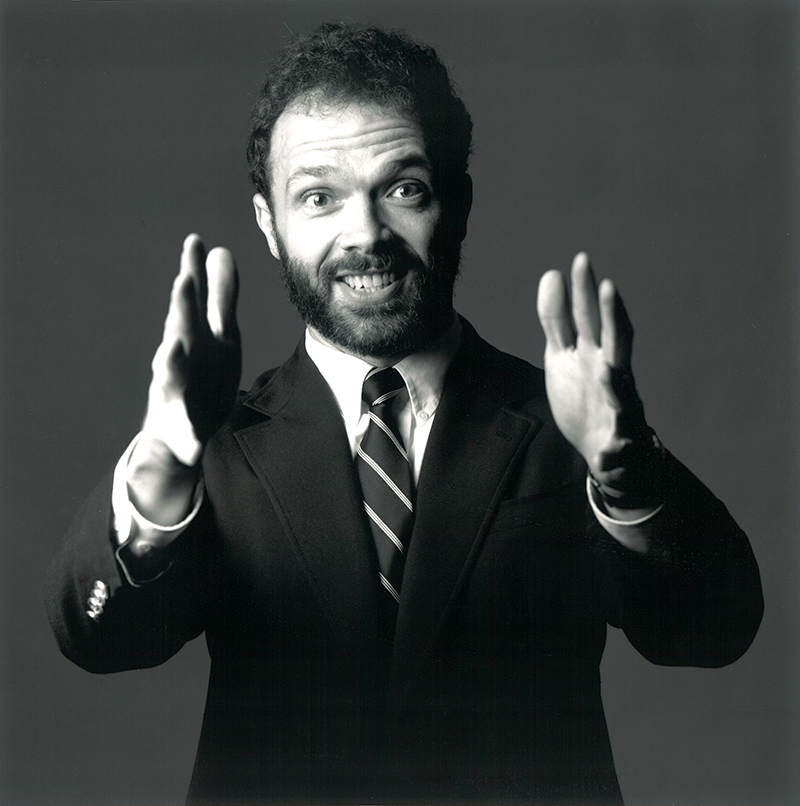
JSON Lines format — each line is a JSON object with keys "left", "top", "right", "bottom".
{"left": 362, "top": 367, "right": 406, "bottom": 409}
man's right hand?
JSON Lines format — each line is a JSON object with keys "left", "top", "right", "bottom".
{"left": 126, "top": 234, "right": 241, "bottom": 532}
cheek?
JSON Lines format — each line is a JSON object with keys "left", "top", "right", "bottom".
{"left": 392, "top": 211, "right": 440, "bottom": 264}
{"left": 282, "top": 218, "right": 337, "bottom": 267}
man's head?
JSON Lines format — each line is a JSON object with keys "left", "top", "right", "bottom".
{"left": 247, "top": 23, "right": 473, "bottom": 208}
{"left": 247, "top": 23, "right": 473, "bottom": 362}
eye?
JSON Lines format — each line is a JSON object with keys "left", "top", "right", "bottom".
{"left": 301, "top": 191, "right": 332, "bottom": 209}
{"left": 389, "top": 182, "right": 429, "bottom": 205}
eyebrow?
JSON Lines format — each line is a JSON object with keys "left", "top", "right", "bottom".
{"left": 286, "top": 165, "right": 335, "bottom": 189}
{"left": 285, "top": 155, "right": 433, "bottom": 192}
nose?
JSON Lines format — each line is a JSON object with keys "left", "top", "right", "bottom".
{"left": 338, "top": 194, "right": 389, "bottom": 254}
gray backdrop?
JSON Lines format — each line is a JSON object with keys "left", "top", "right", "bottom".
{"left": 1, "top": 1, "right": 797, "bottom": 804}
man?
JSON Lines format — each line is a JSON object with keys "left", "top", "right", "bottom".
{"left": 46, "top": 23, "right": 763, "bottom": 806}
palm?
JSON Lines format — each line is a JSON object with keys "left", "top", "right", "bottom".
{"left": 144, "top": 235, "right": 241, "bottom": 466}
{"left": 537, "top": 253, "right": 643, "bottom": 484}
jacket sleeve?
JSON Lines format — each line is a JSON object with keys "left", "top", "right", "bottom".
{"left": 597, "top": 451, "right": 763, "bottom": 668}
{"left": 44, "top": 472, "right": 213, "bottom": 674}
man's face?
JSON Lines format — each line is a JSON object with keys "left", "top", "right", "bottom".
{"left": 253, "top": 96, "right": 468, "bottom": 361}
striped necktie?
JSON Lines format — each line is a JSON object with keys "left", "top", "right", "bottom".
{"left": 357, "top": 366, "right": 414, "bottom": 610}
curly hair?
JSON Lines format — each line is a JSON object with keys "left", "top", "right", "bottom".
{"left": 246, "top": 22, "right": 473, "bottom": 203}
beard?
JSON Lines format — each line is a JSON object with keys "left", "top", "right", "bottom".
{"left": 276, "top": 234, "right": 461, "bottom": 359}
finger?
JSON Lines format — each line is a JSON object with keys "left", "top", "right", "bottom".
{"left": 537, "top": 269, "right": 575, "bottom": 350}
{"left": 151, "top": 334, "right": 191, "bottom": 391}
{"left": 163, "top": 237, "right": 207, "bottom": 351}
{"left": 180, "top": 233, "right": 208, "bottom": 320}
{"left": 599, "top": 278, "right": 634, "bottom": 368}
{"left": 206, "top": 247, "right": 239, "bottom": 340}
{"left": 570, "top": 252, "right": 601, "bottom": 346}
{"left": 163, "top": 265, "right": 201, "bottom": 356}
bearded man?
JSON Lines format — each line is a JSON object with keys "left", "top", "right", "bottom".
{"left": 46, "top": 23, "right": 763, "bottom": 806}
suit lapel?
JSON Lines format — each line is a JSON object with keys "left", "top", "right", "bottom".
{"left": 234, "top": 344, "right": 383, "bottom": 660}
{"left": 391, "top": 327, "right": 544, "bottom": 694}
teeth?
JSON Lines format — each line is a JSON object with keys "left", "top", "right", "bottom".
{"left": 343, "top": 272, "right": 396, "bottom": 291}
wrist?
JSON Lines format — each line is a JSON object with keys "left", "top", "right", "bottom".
{"left": 588, "top": 428, "right": 666, "bottom": 510}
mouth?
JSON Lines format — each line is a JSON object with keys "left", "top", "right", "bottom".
{"left": 339, "top": 271, "right": 399, "bottom": 293}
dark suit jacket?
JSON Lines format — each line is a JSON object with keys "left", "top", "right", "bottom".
{"left": 46, "top": 321, "right": 763, "bottom": 805}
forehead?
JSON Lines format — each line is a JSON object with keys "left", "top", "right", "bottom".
{"left": 269, "top": 97, "right": 429, "bottom": 188}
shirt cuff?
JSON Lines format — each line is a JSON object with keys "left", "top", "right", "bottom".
{"left": 586, "top": 474, "right": 665, "bottom": 528}
{"left": 111, "top": 432, "right": 205, "bottom": 546}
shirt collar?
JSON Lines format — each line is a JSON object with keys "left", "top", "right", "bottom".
{"left": 304, "top": 316, "right": 462, "bottom": 426}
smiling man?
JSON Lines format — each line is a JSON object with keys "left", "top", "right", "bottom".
{"left": 254, "top": 97, "right": 463, "bottom": 362}
{"left": 46, "top": 23, "right": 762, "bottom": 806}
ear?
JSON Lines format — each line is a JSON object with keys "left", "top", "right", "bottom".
{"left": 252, "top": 194, "right": 280, "bottom": 260}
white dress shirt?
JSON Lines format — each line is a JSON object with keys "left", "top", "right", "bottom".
{"left": 304, "top": 318, "right": 461, "bottom": 482}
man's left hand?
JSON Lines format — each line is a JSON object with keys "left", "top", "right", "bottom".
{"left": 536, "top": 253, "right": 653, "bottom": 494}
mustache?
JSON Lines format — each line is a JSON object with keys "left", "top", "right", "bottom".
{"left": 323, "top": 247, "right": 425, "bottom": 280}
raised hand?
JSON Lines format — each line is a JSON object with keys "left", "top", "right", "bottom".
{"left": 127, "top": 235, "right": 241, "bottom": 529}
{"left": 143, "top": 234, "right": 241, "bottom": 465}
{"left": 536, "top": 253, "right": 655, "bottom": 500}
